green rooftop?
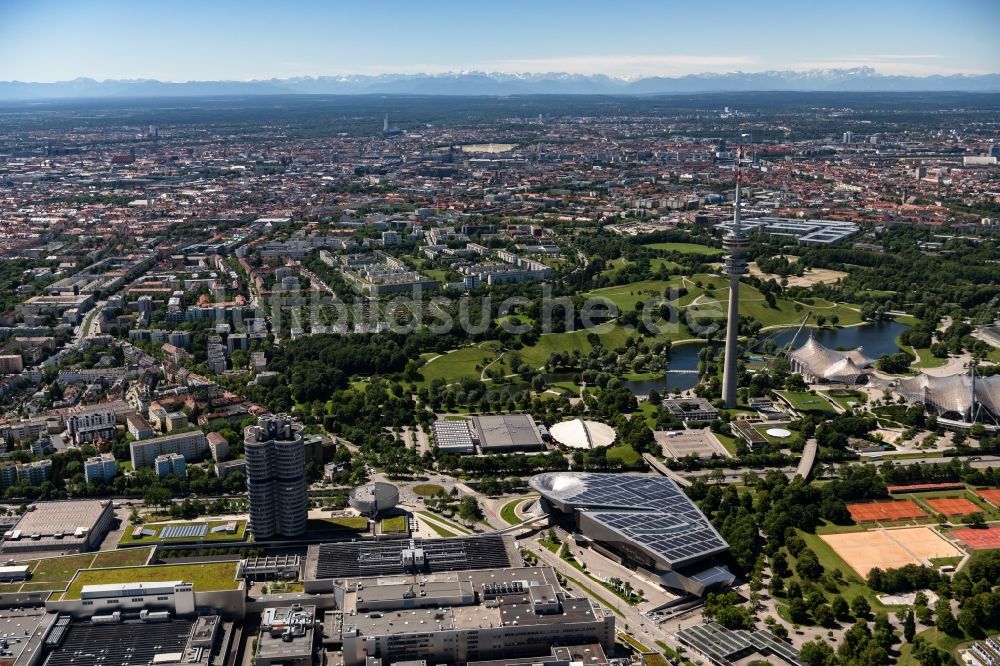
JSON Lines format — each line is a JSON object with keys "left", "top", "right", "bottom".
{"left": 61, "top": 561, "right": 241, "bottom": 600}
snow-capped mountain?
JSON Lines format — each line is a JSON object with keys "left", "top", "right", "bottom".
{"left": 0, "top": 68, "right": 997, "bottom": 99}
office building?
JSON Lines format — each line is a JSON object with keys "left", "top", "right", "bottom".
{"left": 245, "top": 414, "right": 308, "bottom": 539}
{"left": 84, "top": 453, "right": 117, "bottom": 485}
{"left": 337, "top": 564, "right": 614, "bottom": 666}
{"left": 714, "top": 216, "right": 860, "bottom": 245}
{"left": 662, "top": 398, "right": 720, "bottom": 422}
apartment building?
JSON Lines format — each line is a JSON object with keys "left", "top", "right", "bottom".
{"left": 130, "top": 431, "right": 208, "bottom": 469}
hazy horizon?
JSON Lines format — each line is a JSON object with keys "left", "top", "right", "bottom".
{"left": 1, "top": 0, "right": 998, "bottom": 83}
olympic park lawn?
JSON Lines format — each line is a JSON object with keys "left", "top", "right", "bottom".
{"left": 414, "top": 276, "right": 861, "bottom": 386}
{"left": 641, "top": 241, "right": 726, "bottom": 256}
{"left": 417, "top": 341, "right": 504, "bottom": 386}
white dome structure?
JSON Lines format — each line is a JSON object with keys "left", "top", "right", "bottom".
{"left": 549, "top": 418, "right": 616, "bottom": 450}
{"left": 349, "top": 481, "right": 399, "bottom": 516}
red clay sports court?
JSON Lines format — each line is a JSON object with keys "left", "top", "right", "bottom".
{"left": 925, "top": 497, "right": 980, "bottom": 516}
{"left": 975, "top": 488, "right": 1000, "bottom": 508}
{"left": 847, "top": 500, "right": 926, "bottom": 522}
{"left": 952, "top": 527, "right": 1000, "bottom": 550}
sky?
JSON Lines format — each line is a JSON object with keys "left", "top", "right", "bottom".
{"left": 0, "top": 0, "right": 998, "bottom": 82}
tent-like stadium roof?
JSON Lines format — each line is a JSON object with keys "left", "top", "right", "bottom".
{"left": 788, "top": 335, "right": 873, "bottom": 383}
{"left": 895, "top": 372, "right": 1000, "bottom": 422}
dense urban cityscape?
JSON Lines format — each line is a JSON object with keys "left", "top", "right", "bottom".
{"left": 0, "top": 2, "right": 999, "bottom": 665}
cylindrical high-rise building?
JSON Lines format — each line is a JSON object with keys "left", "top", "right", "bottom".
{"left": 245, "top": 414, "right": 308, "bottom": 539}
{"left": 721, "top": 179, "right": 748, "bottom": 409}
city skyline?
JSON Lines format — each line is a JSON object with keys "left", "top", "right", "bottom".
{"left": 0, "top": 0, "right": 998, "bottom": 82}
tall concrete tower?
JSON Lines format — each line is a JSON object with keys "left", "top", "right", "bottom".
{"left": 721, "top": 153, "right": 748, "bottom": 408}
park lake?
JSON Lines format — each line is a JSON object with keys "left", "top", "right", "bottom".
{"left": 623, "top": 319, "right": 909, "bottom": 396}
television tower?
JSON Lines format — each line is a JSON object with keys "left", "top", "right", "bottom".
{"left": 721, "top": 148, "right": 748, "bottom": 408}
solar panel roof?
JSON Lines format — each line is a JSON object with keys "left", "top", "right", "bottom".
{"left": 530, "top": 473, "right": 728, "bottom": 568}
{"left": 44, "top": 621, "right": 195, "bottom": 666}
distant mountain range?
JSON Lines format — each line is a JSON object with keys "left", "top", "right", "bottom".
{"left": 2, "top": 67, "right": 999, "bottom": 99}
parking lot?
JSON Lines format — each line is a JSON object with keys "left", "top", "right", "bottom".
{"left": 655, "top": 428, "right": 730, "bottom": 459}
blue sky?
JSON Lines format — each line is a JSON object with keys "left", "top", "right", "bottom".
{"left": 0, "top": 0, "right": 997, "bottom": 81}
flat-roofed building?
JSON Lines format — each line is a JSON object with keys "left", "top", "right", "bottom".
{"left": 130, "top": 431, "right": 208, "bottom": 469}
{"left": 45, "top": 561, "right": 245, "bottom": 620}
{"left": 715, "top": 216, "right": 859, "bottom": 245}
{"left": 84, "top": 453, "right": 117, "bottom": 485}
{"left": 41, "top": 619, "right": 219, "bottom": 666}
{"left": 66, "top": 405, "right": 119, "bottom": 445}
{"left": 256, "top": 605, "right": 316, "bottom": 666}
{"left": 155, "top": 452, "right": 186, "bottom": 479}
{"left": 662, "top": 397, "right": 720, "bottom": 422}
{"left": 215, "top": 458, "right": 246, "bottom": 479}
{"left": 472, "top": 414, "right": 545, "bottom": 452}
{"left": 17, "top": 293, "right": 94, "bottom": 317}
{"left": 338, "top": 565, "right": 614, "bottom": 666}
{"left": 0, "top": 564, "right": 29, "bottom": 581}
{"left": 2, "top": 499, "right": 114, "bottom": 553}
{"left": 432, "top": 419, "right": 477, "bottom": 454}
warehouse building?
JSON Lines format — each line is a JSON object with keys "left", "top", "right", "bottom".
{"left": 472, "top": 414, "right": 546, "bottom": 452}
{"left": 2, "top": 500, "right": 115, "bottom": 554}
{"left": 432, "top": 419, "right": 477, "bottom": 454}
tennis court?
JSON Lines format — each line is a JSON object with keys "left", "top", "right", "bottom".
{"left": 821, "top": 527, "right": 961, "bottom": 578}
{"left": 888, "top": 527, "right": 962, "bottom": 561}
{"left": 952, "top": 527, "right": 1000, "bottom": 550}
{"left": 847, "top": 500, "right": 926, "bottom": 523}
{"left": 974, "top": 489, "right": 1000, "bottom": 509}
{"left": 925, "top": 497, "right": 980, "bottom": 517}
